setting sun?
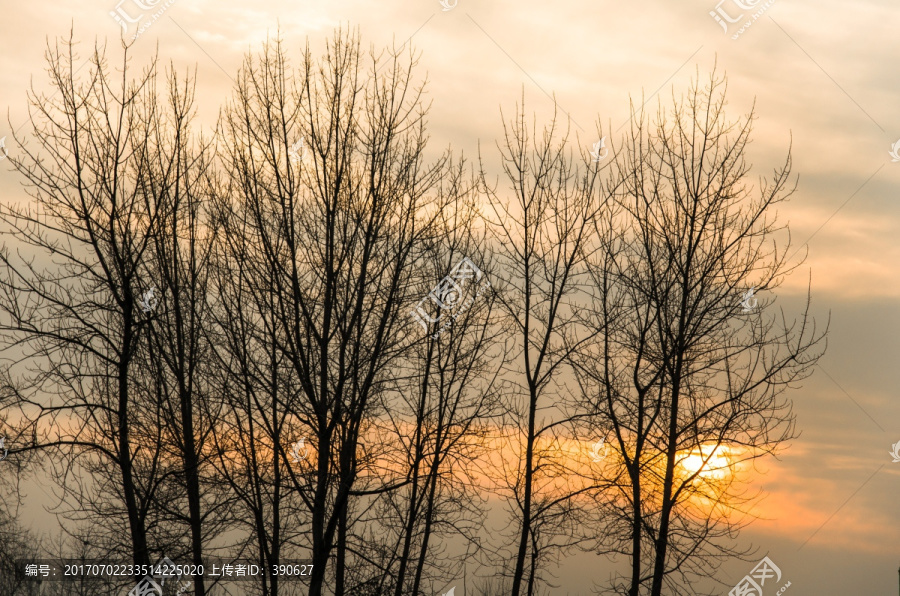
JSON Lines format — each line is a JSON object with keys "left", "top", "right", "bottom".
{"left": 679, "top": 446, "right": 732, "bottom": 480}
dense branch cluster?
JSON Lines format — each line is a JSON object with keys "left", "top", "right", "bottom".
{"left": 0, "top": 30, "right": 825, "bottom": 596}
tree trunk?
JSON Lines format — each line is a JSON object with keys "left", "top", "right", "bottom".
{"left": 118, "top": 326, "right": 148, "bottom": 566}
{"left": 510, "top": 388, "right": 536, "bottom": 596}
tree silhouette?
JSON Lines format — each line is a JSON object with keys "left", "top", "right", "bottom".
{"left": 571, "top": 69, "right": 826, "bottom": 596}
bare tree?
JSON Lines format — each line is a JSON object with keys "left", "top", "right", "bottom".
{"left": 0, "top": 37, "right": 176, "bottom": 567}
{"left": 0, "top": 421, "right": 42, "bottom": 596}
{"left": 140, "top": 65, "right": 233, "bottom": 595}
{"left": 364, "top": 162, "right": 507, "bottom": 596}
{"left": 0, "top": 29, "right": 830, "bottom": 596}
{"left": 571, "top": 70, "right": 827, "bottom": 595}
{"left": 209, "top": 29, "right": 454, "bottom": 595}
{"left": 479, "top": 101, "right": 612, "bottom": 596}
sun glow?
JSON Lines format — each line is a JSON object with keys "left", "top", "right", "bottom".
{"left": 679, "top": 446, "right": 731, "bottom": 480}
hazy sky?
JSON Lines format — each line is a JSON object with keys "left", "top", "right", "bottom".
{"left": 1, "top": 0, "right": 898, "bottom": 594}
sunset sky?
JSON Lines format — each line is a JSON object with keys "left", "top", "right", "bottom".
{"left": 1, "top": 0, "right": 898, "bottom": 593}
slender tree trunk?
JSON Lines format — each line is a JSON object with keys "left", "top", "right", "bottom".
{"left": 309, "top": 427, "right": 330, "bottom": 596}
{"left": 396, "top": 342, "right": 436, "bottom": 596}
{"left": 270, "top": 345, "right": 282, "bottom": 596}
{"left": 651, "top": 202, "right": 695, "bottom": 596}
{"left": 336, "top": 503, "right": 347, "bottom": 595}
{"left": 181, "top": 391, "right": 206, "bottom": 595}
{"left": 118, "top": 327, "right": 148, "bottom": 566}
{"left": 510, "top": 387, "right": 537, "bottom": 596}
{"left": 251, "top": 495, "right": 272, "bottom": 596}
{"left": 412, "top": 444, "right": 442, "bottom": 596}
{"left": 628, "top": 379, "right": 651, "bottom": 596}
{"left": 512, "top": 268, "right": 538, "bottom": 596}
{"left": 527, "top": 531, "right": 538, "bottom": 596}
{"left": 175, "top": 292, "right": 207, "bottom": 595}
{"left": 629, "top": 463, "right": 642, "bottom": 596}
{"left": 650, "top": 384, "right": 680, "bottom": 596}
{"left": 394, "top": 450, "right": 421, "bottom": 596}
{"left": 256, "top": 515, "right": 272, "bottom": 596}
